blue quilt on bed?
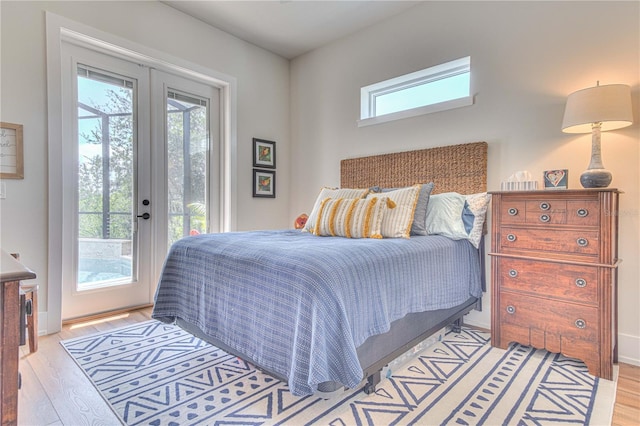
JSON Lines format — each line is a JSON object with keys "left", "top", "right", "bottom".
{"left": 152, "top": 229, "right": 482, "bottom": 396}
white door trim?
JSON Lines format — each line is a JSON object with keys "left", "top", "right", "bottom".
{"left": 45, "top": 11, "right": 237, "bottom": 333}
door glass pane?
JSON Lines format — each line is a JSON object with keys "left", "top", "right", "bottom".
{"left": 167, "top": 91, "right": 209, "bottom": 247}
{"left": 76, "top": 65, "right": 135, "bottom": 290}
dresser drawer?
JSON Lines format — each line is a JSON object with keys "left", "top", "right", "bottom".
{"left": 500, "top": 227, "right": 599, "bottom": 256}
{"left": 498, "top": 292, "right": 598, "bottom": 341}
{"left": 525, "top": 200, "right": 566, "bottom": 224}
{"left": 499, "top": 200, "right": 527, "bottom": 224}
{"left": 498, "top": 198, "right": 567, "bottom": 225}
{"left": 566, "top": 200, "right": 600, "bottom": 226}
{"left": 497, "top": 258, "right": 598, "bottom": 304}
{"left": 499, "top": 198, "right": 600, "bottom": 227}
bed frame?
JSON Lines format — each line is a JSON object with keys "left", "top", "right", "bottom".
{"left": 339, "top": 141, "right": 488, "bottom": 394}
{"left": 181, "top": 141, "right": 488, "bottom": 395}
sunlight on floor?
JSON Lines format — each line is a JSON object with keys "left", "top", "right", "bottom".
{"left": 69, "top": 312, "right": 130, "bottom": 330}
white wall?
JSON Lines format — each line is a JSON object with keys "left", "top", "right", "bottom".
{"left": 1, "top": 0, "right": 638, "bottom": 365}
{"left": 290, "top": 1, "right": 640, "bottom": 364}
{"left": 0, "top": 1, "right": 291, "bottom": 325}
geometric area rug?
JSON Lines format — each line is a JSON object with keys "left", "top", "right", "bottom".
{"left": 61, "top": 320, "right": 617, "bottom": 425}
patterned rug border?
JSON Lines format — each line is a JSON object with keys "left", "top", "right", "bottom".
{"left": 61, "top": 329, "right": 128, "bottom": 425}
{"left": 60, "top": 320, "right": 617, "bottom": 425}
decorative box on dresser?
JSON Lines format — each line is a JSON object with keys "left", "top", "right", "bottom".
{"left": 489, "top": 189, "right": 620, "bottom": 380}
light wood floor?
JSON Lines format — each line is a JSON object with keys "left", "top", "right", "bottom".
{"left": 17, "top": 308, "right": 153, "bottom": 426}
{"left": 613, "top": 363, "right": 640, "bottom": 425}
{"left": 16, "top": 307, "right": 640, "bottom": 425}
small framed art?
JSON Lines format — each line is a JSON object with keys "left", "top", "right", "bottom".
{"left": 253, "top": 169, "right": 276, "bottom": 198}
{"left": 544, "top": 169, "right": 568, "bottom": 190}
{"left": 0, "top": 122, "right": 24, "bottom": 179}
{"left": 253, "top": 138, "right": 276, "bottom": 169}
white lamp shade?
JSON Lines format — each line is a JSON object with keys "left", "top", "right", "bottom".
{"left": 562, "top": 83, "right": 633, "bottom": 133}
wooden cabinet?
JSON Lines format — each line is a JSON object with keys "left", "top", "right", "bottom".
{"left": 1, "top": 250, "right": 36, "bottom": 426}
{"left": 489, "top": 189, "right": 619, "bottom": 380}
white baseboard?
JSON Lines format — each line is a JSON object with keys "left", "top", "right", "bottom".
{"left": 618, "top": 332, "right": 640, "bottom": 366}
{"left": 463, "top": 312, "right": 490, "bottom": 331}
{"left": 38, "top": 311, "right": 47, "bottom": 336}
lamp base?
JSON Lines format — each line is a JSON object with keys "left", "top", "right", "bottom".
{"left": 580, "top": 168, "right": 612, "bottom": 188}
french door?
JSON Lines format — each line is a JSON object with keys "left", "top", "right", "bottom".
{"left": 61, "top": 44, "right": 219, "bottom": 320}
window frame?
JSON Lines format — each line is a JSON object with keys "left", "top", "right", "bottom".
{"left": 358, "top": 56, "right": 473, "bottom": 127}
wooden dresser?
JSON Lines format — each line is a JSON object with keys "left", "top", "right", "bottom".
{"left": 1, "top": 250, "right": 36, "bottom": 425}
{"left": 489, "top": 189, "right": 620, "bottom": 380}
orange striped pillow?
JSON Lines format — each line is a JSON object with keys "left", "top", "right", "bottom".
{"left": 303, "top": 187, "right": 370, "bottom": 233}
{"left": 312, "top": 197, "right": 394, "bottom": 239}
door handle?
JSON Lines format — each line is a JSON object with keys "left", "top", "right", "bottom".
{"left": 137, "top": 212, "right": 150, "bottom": 220}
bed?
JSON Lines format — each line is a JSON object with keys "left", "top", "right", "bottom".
{"left": 152, "top": 141, "right": 488, "bottom": 397}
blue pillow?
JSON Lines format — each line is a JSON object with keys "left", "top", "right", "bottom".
{"left": 462, "top": 201, "right": 475, "bottom": 234}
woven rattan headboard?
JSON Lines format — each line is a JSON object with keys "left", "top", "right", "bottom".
{"left": 340, "top": 142, "right": 487, "bottom": 194}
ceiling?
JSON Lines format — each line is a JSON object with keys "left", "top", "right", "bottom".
{"left": 161, "top": 1, "right": 422, "bottom": 59}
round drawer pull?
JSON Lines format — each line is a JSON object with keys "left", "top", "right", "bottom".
{"left": 577, "top": 208, "right": 589, "bottom": 218}
{"left": 539, "top": 202, "right": 550, "bottom": 211}
{"left": 575, "top": 319, "right": 586, "bottom": 329}
{"left": 576, "top": 238, "right": 589, "bottom": 247}
{"left": 509, "top": 269, "right": 518, "bottom": 278}
{"left": 508, "top": 207, "right": 519, "bottom": 216}
{"left": 507, "top": 234, "right": 517, "bottom": 242}
{"left": 575, "top": 278, "right": 587, "bottom": 288}
{"left": 540, "top": 214, "right": 550, "bottom": 223}
{"left": 506, "top": 305, "right": 516, "bottom": 314}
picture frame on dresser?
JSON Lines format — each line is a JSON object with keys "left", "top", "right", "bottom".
{"left": 488, "top": 189, "right": 620, "bottom": 380}
{"left": 543, "top": 169, "right": 568, "bottom": 190}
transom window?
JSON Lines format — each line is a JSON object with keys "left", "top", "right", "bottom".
{"left": 359, "top": 56, "right": 472, "bottom": 126}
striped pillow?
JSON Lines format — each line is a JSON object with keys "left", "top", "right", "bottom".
{"left": 367, "top": 184, "right": 421, "bottom": 238}
{"left": 303, "top": 187, "right": 370, "bottom": 233}
{"left": 313, "top": 197, "right": 394, "bottom": 239}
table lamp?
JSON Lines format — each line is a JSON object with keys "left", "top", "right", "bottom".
{"left": 561, "top": 82, "right": 633, "bottom": 188}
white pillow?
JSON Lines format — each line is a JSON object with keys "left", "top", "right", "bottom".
{"left": 367, "top": 185, "right": 420, "bottom": 238}
{"left": 464, "top": 192, "right": 492, "bottom": 248}
{"left": 425, "top": 192, "right": 490, "bottom": 248}
{"left": 303, "top": 187, "right": 370, "bottom": 233}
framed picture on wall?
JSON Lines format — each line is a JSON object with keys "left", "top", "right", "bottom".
{"left": 0, "top": 122, "right": 24, "bottom": 179}
{"left": 253, "top": 138, "right": 276, "bottom": 169}
{"left": 253, "top": 169, "right": 276, "bottom": 198}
